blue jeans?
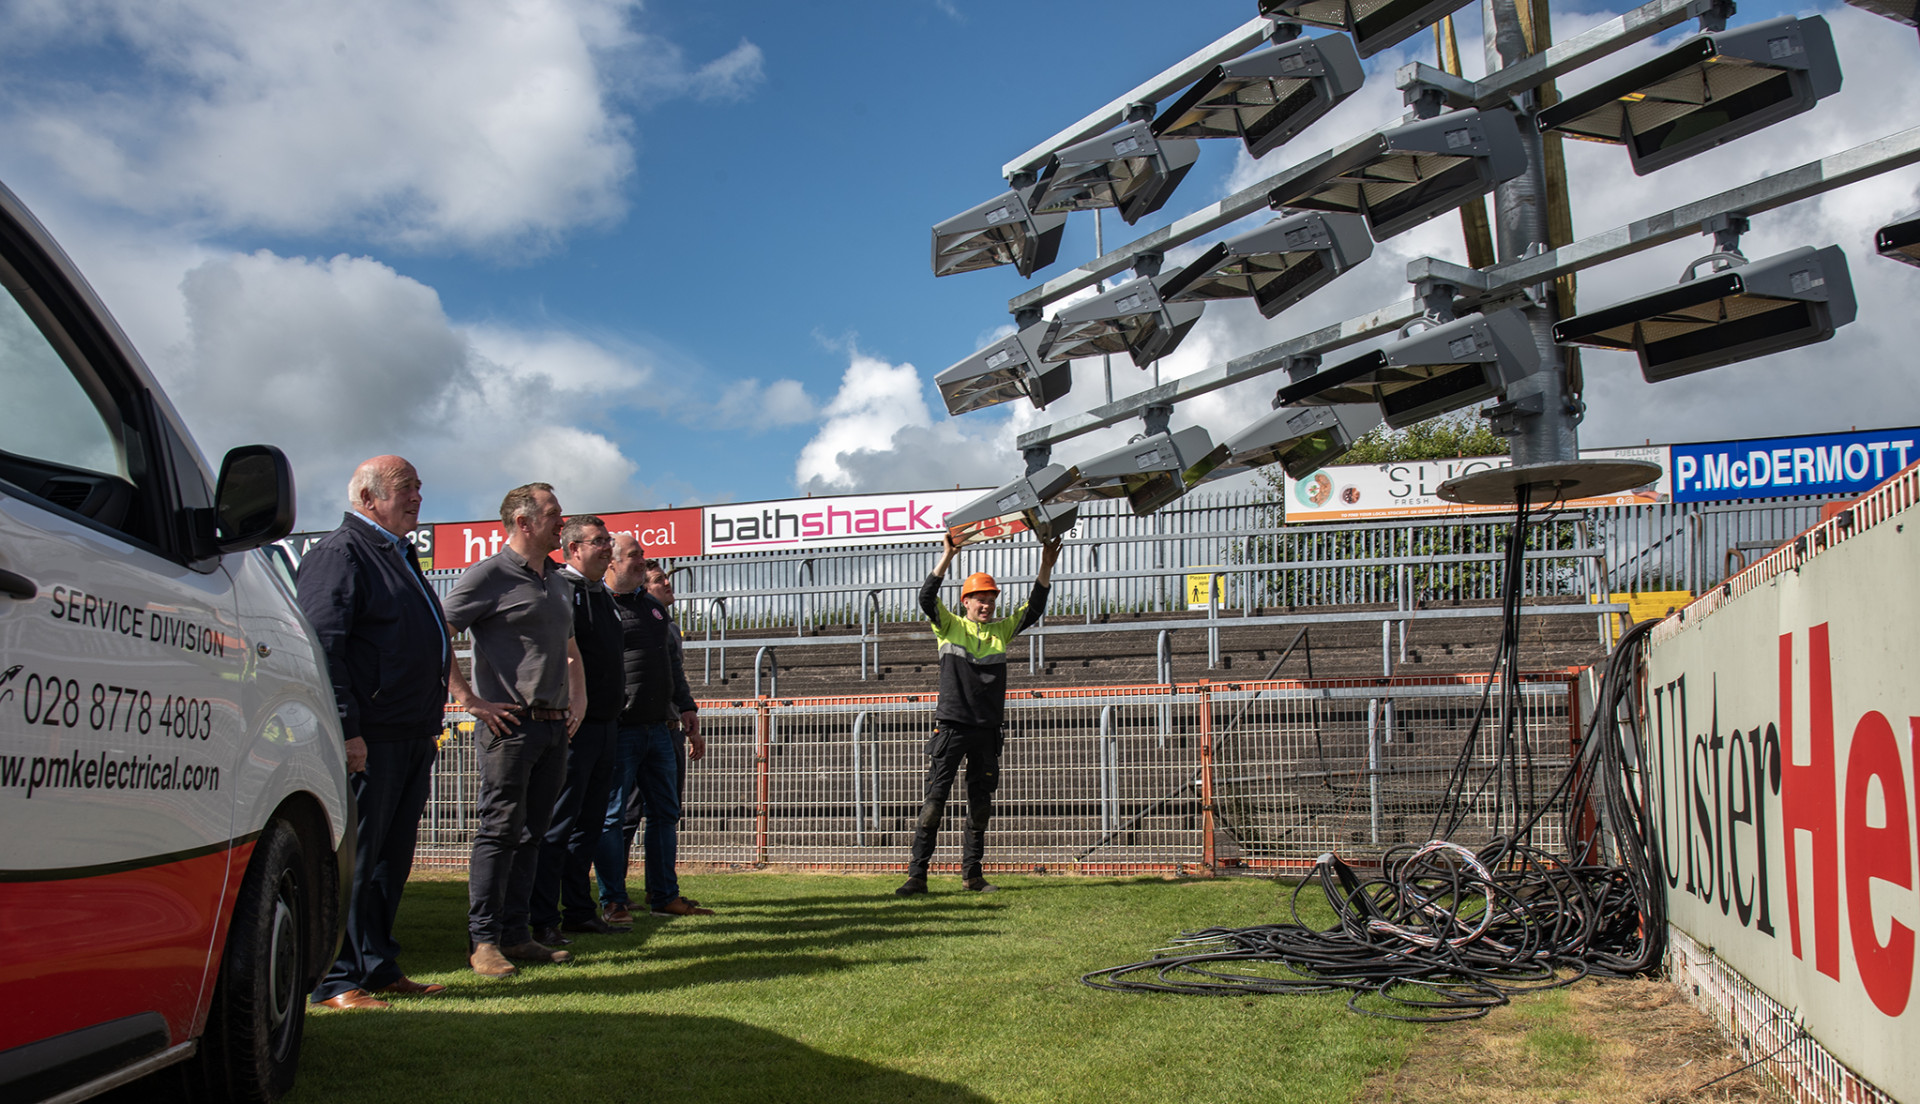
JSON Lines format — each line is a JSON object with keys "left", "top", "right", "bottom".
{"left": 594, "top": 722, "right": 681, "bottom": 908}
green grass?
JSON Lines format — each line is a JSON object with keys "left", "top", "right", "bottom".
{"left": 288, "top": 873, "right": 1417, "bottom": 1104}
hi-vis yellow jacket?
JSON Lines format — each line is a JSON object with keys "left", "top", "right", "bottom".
{"left": 920, "top": 573, "right": 1051, "bottom": 730}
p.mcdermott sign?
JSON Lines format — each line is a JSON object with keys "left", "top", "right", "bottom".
{"left": 701, "top": 490, "right": 985, "bottom": 554}
{"left": 1646, "top": 477, "right": 1920, "bottom": 1103}
{"left": 1671, "top": 427, "right": 1918, "bottom": 503}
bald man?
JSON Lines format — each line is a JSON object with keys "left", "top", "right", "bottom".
{"left": 297, "top": 456, "right": 452, "bottom": 1009}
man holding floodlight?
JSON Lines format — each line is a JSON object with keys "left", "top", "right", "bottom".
{"left": 896, "top": 531, "right": 1061, "bottom": 896}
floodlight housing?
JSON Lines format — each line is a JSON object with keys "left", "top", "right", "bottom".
{"left": 1222, "top": 403, "right": 1383, "bottom": 478}
{"left": 945, "top": 464, "right": 1080, "bottom": 545}
{"left": 935, "top": 322, "right": 1072, "bottom": 416}
{"left": 1152, "top": 34, "right": 1366, "bottom": 159}
{"left": 1265, "top": 109, "right": 1527, "bottom": 242}
{"left": 1537, "top": 16, "right": 1842, "bottom": 177}
{"left": 1030, "top": 121, "right": 1201, "bottom": 226}
{"left": 1056, "top": 426, "right": 1229, "bottom": 516}
{"left": 1876, "top": 214, "right": 1920, "bottom": 267}
{"left": 1278, "top": 307, "right": 1542, "bottom": 430}
{"left": 1842, "top": 0, "right": 1919, "bottom": 29}
{"left": 931, "top": 183, "right": 1068, "bottom": 278}
{"left": 1157, "top": 211, "right": 1374, "bottom": 319}
{"left": 1552, "top": 245, "right": 1856, "bottom": 383}
{"left": 1257, "top": 0, "right": 1476, "bottom": 59}
{"left": 1040, "top": 274, "right": 1205, "bottom": 368}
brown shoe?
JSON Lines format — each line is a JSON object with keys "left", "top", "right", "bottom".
{"left": 469, "top": 942, "right": 518, "bottom": 977}
{"left": 649, "top": 897, "right": 714, "bottom": 917}
{"left": 604, "top": 904, "right": 633, "bottom": 925}
{"left": 377, "top": 977, "right": 448, "bottom": 996}
{"left": 501, "top": 940, "right": 573, "bottom": 964}
{"left": 313, "top": 989, "right": 390, "bottom": 1010}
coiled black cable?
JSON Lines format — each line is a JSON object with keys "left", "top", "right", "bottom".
{"left": 1084, "top": 496, "right": 1667, "bottom": 1021}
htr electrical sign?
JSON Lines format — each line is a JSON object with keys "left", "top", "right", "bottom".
{"left": 1645, "top": 496, "right": 1918, "bottom": 1102}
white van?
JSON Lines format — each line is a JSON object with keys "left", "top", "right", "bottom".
{"left": 0, "top": 181, "right": 350, "bottom": 1102}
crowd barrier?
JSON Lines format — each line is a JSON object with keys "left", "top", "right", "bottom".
{"left": 415, "top": 672, "right": 1581, "bottom": 875}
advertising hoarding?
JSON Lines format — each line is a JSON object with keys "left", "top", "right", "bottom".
{"left": 1281, "top": 445, "right": 1669, "bottom": 522}
{"left": 276, "top": 525, "right": 435, "bottom": 569}
{"left": 1670, "top": 427, "right": 1918, "bottom": 503}
{"left": 430, "top": 507, "right": 702, "bottom": 571}
{"left": 1645, "top": 500, "right": 1920, "bottom": 1103}
{"left": 700, "top": 489, "right": 986, "bottom": 555}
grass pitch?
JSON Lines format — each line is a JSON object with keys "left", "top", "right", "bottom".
{"left": 288, "top": 872, "right": 1415, "bottom": 1104}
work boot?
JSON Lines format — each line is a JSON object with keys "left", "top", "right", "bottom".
{"left": 501, "top": 940, "right": 573, "bottom": 964}
{"left": 529, "top": 924, "right": 573, "bottom": 946}
{"left": 469, "top": 942, "right": 518, "bottom": 978}
{"left": 963, "top": 876, "right": 998, "bottom": 893}
{"left": 895, "top": 875, "right": 928, "bottom": 897}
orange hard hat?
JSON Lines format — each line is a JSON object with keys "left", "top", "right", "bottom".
{"left": 961, "top": 572, "right": 1000, "bottom": 599}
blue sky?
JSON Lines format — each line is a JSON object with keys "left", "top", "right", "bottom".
{"left": 0, "top": 0, "right": 1913, "bottom": 526}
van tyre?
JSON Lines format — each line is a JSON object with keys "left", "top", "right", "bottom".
{"left": 184, "top": 818, "right": 309, "bottom": 1103}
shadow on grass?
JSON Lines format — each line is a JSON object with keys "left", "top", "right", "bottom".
{"left": 286, "top": 1009, "right": 990, "bottom": 1104}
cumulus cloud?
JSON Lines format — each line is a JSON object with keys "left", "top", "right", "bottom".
{"left": 154, "top": 248, "right": 669, "bottom": 523}
{"left": 0, "top": 0, "right": 763, "bottom": 251}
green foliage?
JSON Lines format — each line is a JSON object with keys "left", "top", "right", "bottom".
{"left": 1256, "top": 412, "right": 1511, "bottom": 504}
{"left": 289, "top": 874, "right": 1416, "bottom": 1104}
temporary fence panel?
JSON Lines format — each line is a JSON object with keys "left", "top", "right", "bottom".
{"left": 414, "top": 674, "right": 1575, "bottom": 875}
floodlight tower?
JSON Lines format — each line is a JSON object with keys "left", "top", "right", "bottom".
{"left": 1433, "top": 0, "right": 1659, "bottom": 506}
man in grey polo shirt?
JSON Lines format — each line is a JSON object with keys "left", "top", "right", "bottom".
{"left": 443, "top": 482, "right": 588, "bottom": 977}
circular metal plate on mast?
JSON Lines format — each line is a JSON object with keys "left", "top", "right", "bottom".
{"left": 1437, "top": 459, "right": 1665, "bottom": 506}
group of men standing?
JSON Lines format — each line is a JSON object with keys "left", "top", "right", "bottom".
{"left": 299, "top": 457, "right": 708, "bottom": 1008}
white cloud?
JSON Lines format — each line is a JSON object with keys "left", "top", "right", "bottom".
{"left": 148, "top": 247, "right": 677, "bottom": 523}
{"left": 0, "top": 0, "right": 763, "bottom": 251}
{"left": 711, "top": 378, "right": 818, "bottom": 429}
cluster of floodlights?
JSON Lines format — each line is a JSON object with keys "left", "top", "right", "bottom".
{"left": 929, "top": 1, "right": 1891, "bottom": 537}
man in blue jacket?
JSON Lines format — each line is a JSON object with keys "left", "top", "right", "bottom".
{"left": 298, "top": 455, "right": 451, "bottom": 1010}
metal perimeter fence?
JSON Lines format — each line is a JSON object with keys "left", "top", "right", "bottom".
{"left": 413, "top": 672, "right": 1580, "bottom": 875}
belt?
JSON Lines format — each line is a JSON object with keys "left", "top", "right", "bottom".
{"left": 527, "top": 707, "right": 569, "bottom": 722}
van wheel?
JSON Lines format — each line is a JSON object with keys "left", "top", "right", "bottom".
{"left": 185, "top": 818, "right": 308, "bottom": 1103}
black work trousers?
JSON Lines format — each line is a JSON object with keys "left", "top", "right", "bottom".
{"left": 468, "top": 718, "right": 568, "bottom": 948}
{"left": 908, "top": 722, "right": 1004, "bottom": 879}
{"left": 531, "top": 717, "right": 619, "bottom": 928}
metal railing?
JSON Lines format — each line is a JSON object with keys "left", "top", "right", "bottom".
{"left": 415, "top": 672, "right": 1579, "bottom": 874}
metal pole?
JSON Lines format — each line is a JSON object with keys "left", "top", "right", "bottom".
{"left": 1484, "top": 0, "right": 1577, "bottom": 470}
{"left": 852, "top": 711, "right": 866, "bottom": 846}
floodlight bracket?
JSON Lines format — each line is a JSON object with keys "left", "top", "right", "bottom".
{"left": 1264, "top": 19, "right": 1304, "bottom": 42}
{"left": 1014, "top": 307, "right": 1045, "bottom": 328}
{"left": 1415, "top": 280, "right": 1460, "bottom": 322}
{"left": 1398, "top": 65, "right": 1477, "bottom": 114}
{"left": 1682, "top": 252, "right": 1749, "bottom": 280}
{"left": 1405, "top": 256, "right": 1491, "bottom": 293}
{"left": 1700, "top": 213, "right": 1750, "bottom": 261}
{"left": 1697, "top": 0, "right": 1735, "bottom": 32}
{"left": 1010, "top": 170, "right": 1037, "bottom": 190}
{"left": 1124, "top": 102, "right": 1156, "bottom": 124}
{"left": 1282, "top": 354, "right": 1322, "bottom": 387}
{"left": 1484, "top": 383, "right": 1546, "bottom": 436}
{"left": 1132, "top": 252, "right": 1164, "bottom": 279}
{"left": 1023, "top": 446, "right": 1053, "bottom": 474}
{"left": 1141, "top": 404, "right": 1174, "bottom": 437}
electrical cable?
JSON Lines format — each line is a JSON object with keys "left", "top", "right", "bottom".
{"left": 1084, "top": 493, "right": 1669, "bottom": 1021}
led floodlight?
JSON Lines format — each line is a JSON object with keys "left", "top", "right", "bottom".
{"left": 1222, "top": 403, "right": 1383, "bottom": 478}
{"left": 1876, "top": 214, "right": 1920, "bottom": 267}
{"left": 1537, "top": 16, "right": 1841, "bottom": 176}
{"left": 1040, "top": 274, "right": 1205, "bottom": 368}
{"left": 1265, "top": 109, "right": 1527, "bottom": 242}
{"left": 1842, "top": 0, "right": 1919, "bottom": 29}
{"left": 936, "top": 322, "right": 1071, "bottom": 416}
{"left": 1157, "top": 211, "right": 1374, "bottom": 319}
{"left": 1553, "top": 245, "right": 1856, "bottom": 382}
{"left": 1279, "top": 307, "right": 1541, "bottom": 429}
{"left": 932, "top": 183, "right": 1068, "bottom": 278}
{"left": 945, "top": 464, "right": 1080, "bottom": 545}
{"left": 1031, "top": 121, "right": 1201, "bottom": 226}
{"left": 1152, "top": 34, "right": 1366, "bottom": 159}
{"left": 1057, "top": 426, "right": 1228, "bottom": 516}
{"left": 1257, "top": 0, "right": 1476, "bottom": 59}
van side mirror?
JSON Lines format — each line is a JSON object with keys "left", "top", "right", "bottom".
{"left": 215, "top": 445, "right": 297, "bottom": 554}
